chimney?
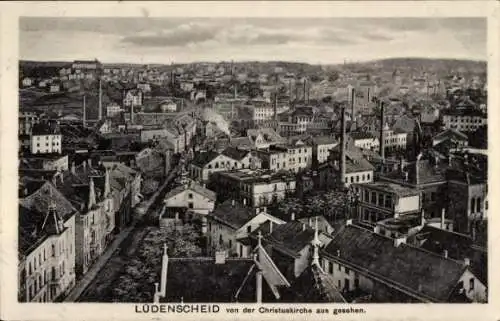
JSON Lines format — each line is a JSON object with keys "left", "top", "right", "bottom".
{"left": 443, "top": 249, "right": 448, "bottom": 259}
{"left": 88, "top": 177, "right": 96, "bottom": 210}
{"left": 232, "top": 199, "right": 235, "bottom": 206}
{"left": 98, "top": 78, "right": 102, "bottom": 121}
{"left": 303, "top": 79, "right": 306, "bottom": 102}
{"left": 104, "top": 168, "right": 110, "bottom": 197}
{"left": 440, "top": 208, "right": 446, "bottom": 230}
{"left": 339, "top": 106, "right": 346, "bottom": 188}
{"left": 302, "top": 223, "right": 306, "bottom": 231}
{"left": 291, "top": 212, "right": 296, "bottom": 221}
{"left": 82, "top": 160, "right": 86, "bottom": 170}
{"left": 463, "top": 257, "right": 470, "bottom": 267}
{"left": 160, "top": 243, "right": 168, "bottom": 297}
{"left": 215, "top": 251, "right": 226, "bottom": 264}
{"left": 346, "top": 219, "right": 353, "bottom": 226}
{"left": 367, "top": 87, "right": 370, "bottom": 103}
{"left": 82, "top": 95, "right": 86, "bottom": 127}
{"left": 243, "top": 198, "right": 247, "bottom": 206}
{"left": 269, "top": 221, "right": 273, "bottom": 234}
{"left": 256, "top": 269, "right": 263, "bottom": 303}
{"left": 394, "top": 235, "right": 407, "bottom": 247}
{"left": 399, "top": 157, "right": 405, "bottom": 173}
{"left": 415, "top": 153, "right": 422, "bottom": 185}
{"left": 175, "top": 212, "right": 179, "bottom": 220}
{"left": 351, "top": 87, "right": 355, "bottom": 121}
{"left": 379, "top": 101, "right": 385, "bottom": 160}
{"left": 234, "top": 83, "right": 237, "bottom": 99}
{"left": 404, "top": 171, "right": 409, "bottom": 182}
{"left": 336, "top": 249, "right": 341, "bottom": 257}
{"left": 71, "top": 162, "right": 76, "bottom": 175}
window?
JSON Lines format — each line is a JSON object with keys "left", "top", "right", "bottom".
{"left": 356, "top": 176, "right": 360, "bottom": 183}
{"left": 364, "top": 190, "right": 370, "bottom": 202}
{"left": 219, "top": 235, "right": 223, "bottom": 245}
{"left": 345, "top": 267, "right": 350, "bottom": 274}
{"left": 247, "top": 226, "right": 252, "bottom": 233}
{"left": 354, "top": 277, "right": 360, "bottom": 289}
{"left": 51, "top": 244, "right": 55, "bottom": 257}
{"left": 229, "top": 240, "right": 232, "bottom": 248}
{"left": 378, "top": 194, "right": 384, "bottom": 207}
{"left": 367, "top": 173, "right": 371, "bottom": 180}
{"left": 469, "top": 278, "right": 475, "bottom": 290}
{"left": 476, "top": 197, "right": 481, "bottom": 213}
{"left": 350, "top": 176, "right": 354, "bottom": 183}
{"left": 385, "top": 195, "right": 392, "bottom": 208}
{"left": 371, "top": 192, "right": 377, "bottom": 204}
{"left": 338, "top": 264, "right": 341, "bottom": 271}
{"left": 188, "top": 193, "right": 193, "bottom": 199}
{"left": 471, "top": 198, "right": 476, "bottom": 213}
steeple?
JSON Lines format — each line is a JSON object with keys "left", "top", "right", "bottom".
{"left": 311, "top": 217, "right": 322, "bottom": 267}
{"left": 88, "top": 177, "right": 96, "bottom": 210}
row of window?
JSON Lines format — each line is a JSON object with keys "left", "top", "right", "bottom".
{"left": 27, "top": 240, "right": 69, "bottom": 276}
{"left": 363, "top": 189, "right": 393, "bottom": 208}
{"left": 26, "top": 262, "right": 65, "bottom": 301}
{"left": 345, "top": 173, "right": 372, "bottom": 184}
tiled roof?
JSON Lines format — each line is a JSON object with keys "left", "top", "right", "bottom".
{"left": 163, "top": 258, "right": 257, "bottom": 303}
{"left": 191, "top": 151, "right": 220, "bottom": 167}
{"left": 221, "top": 147, "right": 249, "bottom": 161}
{"left": 433, "top": 129, "right": 468, "bottom": 142}
{"left": 264, "top": 221, "right": 316, "bottom": 257}
{"left": 208, "top": 200, "right": 254, "bottom": 230}
{"left": 164, "top": 180, "right": 216, "bottom": 202}
{"left": 19, "top": 181, "right": 77, "bottom": 222}
{"left": 283, "top": 264, "right": 346, "bottom": 302}
{"left": 349, "top": 131, "right": 376, "bottom": 140}
{"left": 322, "top": 225, "right": 469, "bottom": 302}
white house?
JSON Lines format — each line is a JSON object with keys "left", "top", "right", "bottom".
{"left": 163, "top": 180, "right": 216, "bottom": 216}
{"left": 30, "top": 122, "right": 62, "bottom": 154}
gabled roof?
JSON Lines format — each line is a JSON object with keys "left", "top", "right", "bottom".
{"left": 433, "top": 129, "right": 468, "bottom": 142}
{"left": 191, "top": 151, "right": 220, "bottom": 167}
{"left": 164, "top": 180, "right": 216, "bottom": 202}
{"left": 208, "top": 200, "right": 255, "bottom": 230}
{"left": 322, "top": 224, "right": 470, "bottom": 302}
{"left": 221, "top": 147, "right": 249, "bottom": 161}
{"left": 263, "top": 221, "right": 316, "bottom": 257}
{"left": 284, "top": 264, "right": 346, "bottom": 303}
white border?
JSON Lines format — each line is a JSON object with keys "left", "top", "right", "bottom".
{"left": 1, "top": 2, "right": 499, "bottom": 321}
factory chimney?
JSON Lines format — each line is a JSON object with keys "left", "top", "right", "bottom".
{"left": 130, "top": 100, "right": 134, "bottom": 124}
{"left": 379, "top": 101, "right": 385, "bottom": 160}
{"left": 82, "top": 95, "right": 86, "bottom": 127}
{"left": 351, "top": 87, "right": 355, "bottom": 121}
{"left": 303, "top": 79, "right": 307, "bottom": 102}
{"left": 367, "top": 87, "right": 370, "bottom": 103}
{"left": 288, "top": 79, "right": 292, "bottom": 105}
{"left": 98, "top": 78, "right": 102, "bottom": 121}
{"left": 234, "top": 83, "right": 238, "bottom": 99}
{"left": 339, "top": 106, "right": 346, "bottom": 188}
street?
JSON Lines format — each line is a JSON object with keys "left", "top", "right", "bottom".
{"left": 65, "top": 162, "right": 182, "bottom": 302}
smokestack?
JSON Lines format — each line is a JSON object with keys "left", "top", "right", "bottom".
{"left": 234, "top": 83, "right": 237, "bottom": 99}
{"left": 303, "top": 79, "right": 306, "bottom": 102}
{"left": 130, "top": 100, "right": 134, "bottom": 124}
{"left": 379, "top": 101, "right": 385, "bottom": 160}
{"left": 82, "top": 95, "right": 86, "bottom": 127}
{"left": 288, "top": 79, "right": 292, "bottom": 104}
{"left": 441, "top": 208, "right": 446, "bottom": 230}
{"left": 340, "top": 106, "right": 346, "bottom": 188}
{"left": 367, "top": 87, "right": 370, "bottom": 103}
{"left": 98, "top": 78, "right": 102, "bottom": 121}
{"left": 351, "top": 87, "right": 355, "bottom": 120}
{"left": 160, "top": 243, "right": 168, "bottom": 297}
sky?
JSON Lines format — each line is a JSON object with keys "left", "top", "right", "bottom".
{"left": 19, "top": 17, "right": 487, "bottom": 65}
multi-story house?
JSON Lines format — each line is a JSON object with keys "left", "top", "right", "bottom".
{"left": 442, "top": 109, "right": 487, "bottom": 133}
{"left": 209, "top": 169, "right": 296, "bottom": 209}
{"left": 30, "top": 121, "right": 62, "bottom": 155}
{"left": 19, "top": 111, "right": 40, "bottom": 136}
{"left": 190, "top": 149, "right": 262, "bottom": 183}
{"left": 321, "top": 222, "right": 487, "bottom": 303}
{"left": 207, "top": 200, "right": 285, "bottom": 257}
{"left": 123, "top": 89, "right": 144, "bottom": 107}
{"left": 349, "top": 132, "right": 380, "bottom": 151}
{"left": 18, "top": 182, "right": 77, "bottom": 302}
{"left": 58, "top": 162, "right": 113, "bottom": 276}
{"left": 163, "top": 180, "right": 216, "bottom": 216}
{"left": 353, "top": 181, "right": 421, "bottom": 225}
{"left": 303, "top": 135, "right": 338, "bottom": 166}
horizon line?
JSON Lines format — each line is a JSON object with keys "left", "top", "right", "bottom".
{"left": 19, "top": 56, "right": 488, "bottom": 67}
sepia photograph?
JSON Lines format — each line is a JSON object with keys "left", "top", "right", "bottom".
{"left": 1, "top": 2, "right": 498, "bottom": 320}
{"left": 17, "top": 15, "right": 489, "bottom": 304}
